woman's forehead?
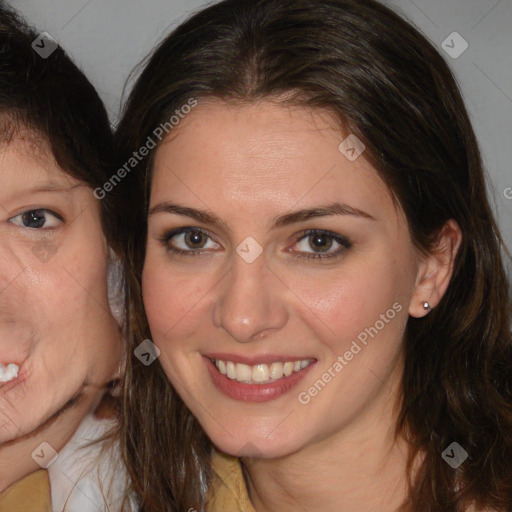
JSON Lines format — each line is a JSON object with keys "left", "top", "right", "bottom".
{"left": 0, "top": 134, "right": 81, "bottom": 187}
{"left": 150, "top": 100, "right": 396, "bottom": 224}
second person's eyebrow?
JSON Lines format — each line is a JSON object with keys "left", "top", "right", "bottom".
{"left": 29, "top": 182, "right": 84, "bottom": 193}
{"left": 148, "top": 201, "right": 376, "bottom": 230}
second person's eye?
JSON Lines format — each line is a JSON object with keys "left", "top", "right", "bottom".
{"left": 291, "top": 229, "right": 352, "bottom": 259}
{"left": 161, "top": 227, "right": 220, "bottom": 255}
{"left": 9, "top": 209, "right": 63, "bottom": 230}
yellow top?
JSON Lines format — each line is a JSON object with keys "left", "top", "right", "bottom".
{"left": 0, "top": 470, "right": 51, "bottom": 512}
{"left": 207, "top": 451, "right": 255, "bottom": 512}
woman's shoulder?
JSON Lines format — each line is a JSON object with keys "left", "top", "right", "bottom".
{"left": 0, "top": 470, "right": 51, "bottom": 512}
{"left": 206, "top": 451, "right": 255, "bottom": 512}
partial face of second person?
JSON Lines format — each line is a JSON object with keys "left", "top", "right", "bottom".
{"left": 0, "top": 132, "right": 122, "bottom": 487}
{"left": 143, "top": 100, "right": 451, "bottom": 458}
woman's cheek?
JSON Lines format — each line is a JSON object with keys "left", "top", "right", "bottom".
{"left": 142, "top": 264, "right": 195, "bottom": 338}
{"left": 285, "top": 267, "right": 371, "bottom": 330}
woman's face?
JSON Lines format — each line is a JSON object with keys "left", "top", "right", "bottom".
{"left": 0, "top": 134, "right": 122, "bottom": 473}
{"left": 143, "top": 100, "right": 424, "bottom": 458}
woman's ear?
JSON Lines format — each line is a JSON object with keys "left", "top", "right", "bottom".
{"left": 409, "top": 219, "right": 463, "bottom": 318}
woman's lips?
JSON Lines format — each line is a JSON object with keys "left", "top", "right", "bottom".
{"left": 204, "top": 355, "right": 316, "bottom": 402}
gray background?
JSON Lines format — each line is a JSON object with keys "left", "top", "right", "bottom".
{"left": 8, "top": 0, "right": 512, "bottom": 273}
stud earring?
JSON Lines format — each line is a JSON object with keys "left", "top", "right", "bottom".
{"left": 423, "top": 302, "right": 430, "bottom": 310}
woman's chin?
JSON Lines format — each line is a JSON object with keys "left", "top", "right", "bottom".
{"left": 210, "top": 431, "right": 303, "bottom": 459}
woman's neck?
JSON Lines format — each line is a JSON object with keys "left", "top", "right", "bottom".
{"left": 242, "top": 364, "right": 418, "bottom": 512}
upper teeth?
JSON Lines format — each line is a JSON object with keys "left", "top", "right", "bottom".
{"left": 0, "top": 363, "right": 19, "bottom": 384}
{"left": 213, "top": 359, "right": 312, "bottom": 384}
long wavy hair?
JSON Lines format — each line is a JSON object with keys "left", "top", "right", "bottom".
{"left": 115, "top": 0, "right": 512, "bottom": 510}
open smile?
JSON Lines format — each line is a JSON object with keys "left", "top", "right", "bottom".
{"left": 204, "top": 355, "right": 317, "bottom": 402}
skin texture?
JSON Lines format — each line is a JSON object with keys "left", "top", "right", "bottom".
{"left": 143, "top": 100, "right": 462, "bottom": 512}
{"left": 0, "top": 134, "right": 122, "bottom": 492}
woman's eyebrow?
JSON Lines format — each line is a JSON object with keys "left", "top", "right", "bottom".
{"left": 148, "top": 201, "right": 376, "bottom": 229}
{"left": 148, "top": 202, "right": 231, "bottom": 231}
{"left": 273, "top": 203, "right": 376, "bottom": 227}
{"left": 28, "top": 182, "right": 84, "bottom": 193}
{"left": 4, "top": 182, "right": 85, "bottom": 202}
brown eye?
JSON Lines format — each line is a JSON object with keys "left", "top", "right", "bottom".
{"left": 184, "top": 230, "right": 208, "bottom": 249}
{"left": 308, "top": 233, "right": 333, "bottom": 252}
{"left": 160, "top": 227, "right": 221, "bottom": 255}
{"left": 292, "top": 229, "right": 352, "bottom": 261}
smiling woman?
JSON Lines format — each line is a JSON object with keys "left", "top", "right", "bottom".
{"left": 115, "top": 0, "right": 512, "bottom": 511}
{"left": 0, "top": 4, "right": 129, "bottom": 511}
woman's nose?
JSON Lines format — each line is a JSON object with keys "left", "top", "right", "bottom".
{"left": 212, "top": 253, "right": 288, "bottom": 343}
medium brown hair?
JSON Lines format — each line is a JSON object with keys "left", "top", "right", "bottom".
{"left": 115, "top": 0, "right": 512, "bottom": 510}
